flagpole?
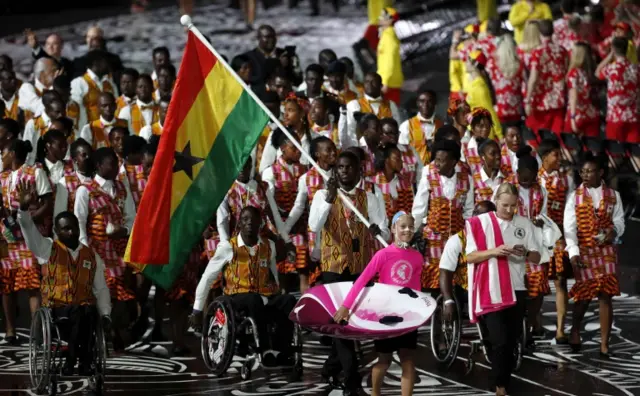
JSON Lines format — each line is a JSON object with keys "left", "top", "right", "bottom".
{"left": 180, "top": 15, "right": 388, "bottom": 247}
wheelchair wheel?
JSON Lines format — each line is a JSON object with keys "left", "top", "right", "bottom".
{"left": 90, "top": 316, "right": 107, "bottom": 393}
{"left": 29, "top": 308, "right": 52, "bottom": 395}
{"left": 514, "top": 318, "right": 526, "bottom": 372}
{"left": 201, "top": 298, "right": 236, "bottom": 376}
{"left": 430, "top": 295, "right": 461, "bottom": 370}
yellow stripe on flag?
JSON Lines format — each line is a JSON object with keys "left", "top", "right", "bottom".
{"left": 170, "top": 61, "right": 244, "bottom": 217}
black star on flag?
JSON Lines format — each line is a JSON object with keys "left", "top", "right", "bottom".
{"left": 173, "top": 141, "right": 204, "bottom": 180}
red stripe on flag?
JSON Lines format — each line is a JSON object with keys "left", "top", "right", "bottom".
{"left": 127, "top": 32, "right": 217, "bottom": 264}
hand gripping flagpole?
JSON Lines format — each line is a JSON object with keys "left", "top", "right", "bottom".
{"left": 180, "top": 16, "right": 388, "bottom": 247}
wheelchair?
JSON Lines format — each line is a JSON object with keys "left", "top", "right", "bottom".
{"left": 28, "top": 307, "right": 107, "bottom": 395}
{"left": 430, "top": 294, "right": 526, "bottom": 375}
{"left": 200, "top": 295, "right": 303, "bottom": 380}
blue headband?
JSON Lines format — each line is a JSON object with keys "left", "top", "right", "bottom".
{"left": 392, "top": 211, "right": 408, "bottom": 226}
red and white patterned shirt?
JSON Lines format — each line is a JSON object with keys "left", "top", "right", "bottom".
{"left": 476, "top": 35, "right": 497, "bottom": 80}
{"left": 488, "top": 60, "right": 525, "bottom": 122}
{"left": 529, "top": 39, "right": 568, "bottom": 111}
{"left": 475, "top": 35, "right": 497, "bottom": 58}
{"left": 553, "top": 17, "right": 580, "bottom": 53}
{"left": 517, "top": 47, "right": 536, "bottom": 71}
{"left": 457, "top": 39, "right": 476, "bottom": 62}
{"left": 598, "top": 57, "right": 639, "bottom": 123}
{"left": 566, "top": 67, "right": 599, "bottom": 125}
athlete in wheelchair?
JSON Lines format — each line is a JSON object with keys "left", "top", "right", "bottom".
{"left": 16, "top": 182, "right": 111, "bottom": 395}
{"left": 190, "top": 206, "right": 302, "bottom": 380}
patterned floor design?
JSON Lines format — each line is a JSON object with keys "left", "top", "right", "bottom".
{"left": 1, "top": 283, "right": 640, "bottom": 395}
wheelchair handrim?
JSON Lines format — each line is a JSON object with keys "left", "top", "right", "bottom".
{"left": 201, "top": 299, "right": 236, "bottom": 375}
{"left": 29, "top": 308, "right": 51, "bottom": 392}
{"left": 430, "top": 295, "right": 461, "bottom": 367}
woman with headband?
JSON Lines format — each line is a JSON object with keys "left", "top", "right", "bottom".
{"left": 462, "top": 108, "right": 493, "bottom": 174}
{"left": 447, "top": 98, "right": 471, "bottom": 142}
{"left": 372, "top": 143, "right": 414, "bottom": 224}
{"left": 465, "top": 182, "right": 545, "bottom": 396}
{"left": 334, "top": 211, "right": 422, "bottom": 396}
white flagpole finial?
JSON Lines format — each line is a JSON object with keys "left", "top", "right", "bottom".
{"left": 180, "top": 15, "right": 193, "bottom": 28}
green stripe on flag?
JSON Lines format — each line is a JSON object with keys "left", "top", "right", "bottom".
{"left": 144, "top": 90, "right": 270, "bottom": 289}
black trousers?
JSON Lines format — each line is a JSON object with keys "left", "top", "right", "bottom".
{"left": 51, "top": 305, "right": 97, "bottom": 368}
{"left": 319, "top": 271, "right": 361, "bottom": 391}
{"left": 229, "top": 293, "right": 296, "bottom": 355}
{"left": 482, "top": 291, "right": 527, "bottom": 390}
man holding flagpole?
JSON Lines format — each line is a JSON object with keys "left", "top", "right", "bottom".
{"left": 309, "top": 150, "right": 390, "bottom": 395}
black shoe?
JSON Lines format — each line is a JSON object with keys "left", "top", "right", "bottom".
{"left": 531, "top": 328, "right": 546, "bottom": 339}
{"left": 555, "top": 336, "right": 569, "bottom": 345}
{"left": 235, "top": 343, "right": 249, "bottom": 357}
{"left": 78, "top": 363, "right": 93, "bottom": 377}
{"left": 150, "top": 326, "right": 167, "bottom": 342}
{"left": 276, "top": 352, "right": 294, "bottom": 366}
{"left": 343, "top": 387, "right": 367, "bottom": 396}
{"left": 526, "top": 337, "right": 536, "bottom": 351}
{"left": 4, "top": 335, "right": 19, "bottom": 345}
{"left": 321, "top": 371, "right": 343, "bottom": 389}
{"left": 262, "top": 351, "right": 277, "bottom": 367}
{"left": 62, "top": 363, "right": 75, "bottom": 376}
{"left": 319, "top": 335, "right": 332, "bottom": 346}
{"left": 600, "top": 350, "right": 614, "bottom": 359}
{"left": 112, "top": 334, "right": 125, "bottom": 352}
{"left": 568, "top": 342, "right": 581, "bottom": 353}
{"left": 131, "top": 316, "right": 149, "bottom": 341}
{"left": 172, "top": 345, "right": 191, "bottom": 356}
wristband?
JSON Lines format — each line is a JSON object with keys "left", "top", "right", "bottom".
{"left": 444, "top": 299, "right": 456, "bottom": 306}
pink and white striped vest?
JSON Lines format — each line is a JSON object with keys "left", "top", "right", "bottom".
{"left": 467, "top": 212, "right": 516, "bottom": 323}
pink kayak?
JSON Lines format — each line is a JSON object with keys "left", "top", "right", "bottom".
{"left": 289, "top": 282, "right": 437, "bottom": 340}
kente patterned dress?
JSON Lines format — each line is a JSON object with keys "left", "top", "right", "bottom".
{"left": 303, "top": 167, "right": 326, "bottom": 285}
{"left": 271, "top": 158, "right": 308, "bottom": 273}
{"left": 567, "top": 184, "right": 621, "bottom": 301}
{"left": 421, "top": 164, "right": 471, "bottom": 289}
{"left": 472, "top": 170, "right": 503, "bottom": 204}
{"left": 398, "top": 144, "right": 420, "bottom": 186}
{"left": 510, "top": 175, "right": 549, "bottom": 297}
{"left": 0, "top": 165, "right": 42, "bottom": 293}
{"left": 84, "top": 179, "right": 134, "bottom": 301}
{"left": 373, "top": 172, "right": 414, "bottom": 223}
{"left": 538, "top": 167, "right": 572, "bottom": 279}
{"left": 462, "top": 137, "right": 482, "bottom": 175}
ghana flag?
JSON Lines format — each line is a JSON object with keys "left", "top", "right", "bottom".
{"left": 125, "top": 30, "right": 270, "bottom": 289}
